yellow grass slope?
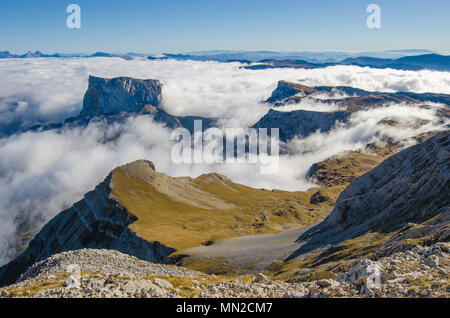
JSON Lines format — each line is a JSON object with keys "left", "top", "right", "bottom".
{"left": 109, "top": 160, "right": 332, "bottom": 254}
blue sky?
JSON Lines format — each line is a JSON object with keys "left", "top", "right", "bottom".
{"left": 1, "top": 0, "right": 449, "bottom": 54}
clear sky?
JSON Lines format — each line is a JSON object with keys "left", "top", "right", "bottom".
{"left": 1, "top": 0, "right": 449, "bottom": 54}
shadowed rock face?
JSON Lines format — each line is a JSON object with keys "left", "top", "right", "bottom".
{"left": 252, "top": 108, "right": 350, "bottom": 142}
{"left": 79, "top": 76, "right": 163, "bottom": 119}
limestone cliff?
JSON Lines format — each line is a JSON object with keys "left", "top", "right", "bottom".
{"left": 290, "top": 130, "right": 449, "bottom": 258}
{"left": 79, "top": 76, "right": 162, "bottom": 119}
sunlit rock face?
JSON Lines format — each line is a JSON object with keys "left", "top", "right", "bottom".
{"left": 325, "top": 130, "right": 450, "bottom": 235}
{"left": 79, "top": 76, "right": 163, "bottom": 119}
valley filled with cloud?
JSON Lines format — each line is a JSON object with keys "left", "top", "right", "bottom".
{"left": 0, "top": 57, "right": 449, "bottom": 265}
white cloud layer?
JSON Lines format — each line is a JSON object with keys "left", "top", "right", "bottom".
{"left": 1, "top": 58, "right": 450, "bottom": 132}
{"left": 0, "top": 58, "right": 449, "bottom": 265}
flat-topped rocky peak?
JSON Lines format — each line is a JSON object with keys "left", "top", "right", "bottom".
{"left": 266, "top": 81, "right": 317, "bottom": 104}
{"left": 79, "top": 76, "right": 162, "bottom": 118}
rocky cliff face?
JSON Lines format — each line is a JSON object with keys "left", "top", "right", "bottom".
{"left": 292, "top": 130, "right": 449, "bottom": 256}
{"left": 74, "top": 76, "right": 216, "bottom": 132}
{"left": 252, "top": 109, "right": 350, "bottom": 142}
{"left": 325, "top": 130, "right": 449, "bottom": 233}
{"left": 30, "top": 76, "right": 215, "bottom": 133}
{"left": 79, "top": 76, "right": 162, "bottom": 119}
{"left": 0, "top": 161, "right": 175, "bottom": 287}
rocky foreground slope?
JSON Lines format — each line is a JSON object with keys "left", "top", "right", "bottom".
{"left": 0, "top": 244, "right": 447, "bottom": 298}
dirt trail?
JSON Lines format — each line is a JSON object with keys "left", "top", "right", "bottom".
{"left": 182, "top": 224, "right": 316, "bottom": 272}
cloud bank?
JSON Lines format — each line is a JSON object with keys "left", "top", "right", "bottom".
{"left": 0, "top": 57, "right": 449, "bottom": 265}
{"left": 1, "top": 58, "right": 450, "bottom": 133}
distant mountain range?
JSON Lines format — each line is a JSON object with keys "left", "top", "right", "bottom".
{"left": 0, "top": 51, "right": 134, "bottom": 60}
{"left": 2, "top": 49, "right": 448, "bottom": 71}
{"left": 153, "top": 49, "right": 436, "bottom": 63}
{"left": 244, "top": 54, "right": 450, "bottom": 72}
{"left": 152, "top": 52, "right": 450, "bottom": 72}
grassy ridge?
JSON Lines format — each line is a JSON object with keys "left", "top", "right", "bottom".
{"left": 110, "top": 168, "right": 332, "bottom": 253}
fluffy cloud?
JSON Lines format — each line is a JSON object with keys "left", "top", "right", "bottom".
{"left": 1, "top": 58, "right": 450, "bottom": 133}
{"left": 0, "top": 58, "right": 449, "bottom": 265}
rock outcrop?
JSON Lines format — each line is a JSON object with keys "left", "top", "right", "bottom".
{"left": 252, "top": 109, "right": 350, "bottom": 142}
{"left": 266, "top": 81, "right": 317, "bottom": 104}
{"left": 324, "top": 130, "right": 449, "bottom": 234}
{"left": 29, "top": 76, "right": 216, "bottom": 134}
{"left": 79, "top": 76, "right": 163, "bottom": 119}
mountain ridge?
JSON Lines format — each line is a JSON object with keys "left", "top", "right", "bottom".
{"left": 244, "top": 54, "right": 450, "bottom": 71}
{"left": 0, "top": 159, "right": 330, "bottom": 287}
{"left": 266, "top": 80, "right": 450, "bottom": 108}
{"left": 287, "top": 130, "right": 450, "bottom": 261}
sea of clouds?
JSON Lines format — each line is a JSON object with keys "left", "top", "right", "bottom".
{"left": 0, "top": 57, "right": 449, "bottom": 265}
